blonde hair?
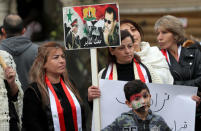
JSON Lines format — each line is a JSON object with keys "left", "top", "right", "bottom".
{"left": 29, "top": 41, "right": 82, "bottom": 106}
{"left": 154, "top": 15, "right": 185, "bottom": 44}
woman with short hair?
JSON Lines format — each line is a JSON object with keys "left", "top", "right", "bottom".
{"left": 154, "top": 15, "right": 201, "bottom": 131}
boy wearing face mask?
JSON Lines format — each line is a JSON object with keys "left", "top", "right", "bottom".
{"left": 102, "top": 80, "right": 171, "bottom": 131}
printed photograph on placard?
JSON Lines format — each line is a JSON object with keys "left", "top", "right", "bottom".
{"left": 63, "top": 3, "right": 120, "bottom": 50}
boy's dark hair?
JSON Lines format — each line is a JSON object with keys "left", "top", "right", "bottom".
{"left": 105, "top": 7, "right": 116, "bottom": 21}
{"left": 124, "top": 80, "right": 150, "bottom": 101}
{"left": 3, "top": 14, "right": 24, "bottom": 38}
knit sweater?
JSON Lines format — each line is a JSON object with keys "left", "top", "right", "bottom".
{"left": 0, "top": 50, "right": 23, "bottom": 131}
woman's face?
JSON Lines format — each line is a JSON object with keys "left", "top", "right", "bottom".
{"left": 120, "top": 23, "right": 141, "bottom": 46}
{"left": 44, "top": 48, "right": 66, "bottom": 77}
{"left": 110, "top": 36, "right": 134, "bottom": 64}
{"left": 156, "top": 27, "right": 176, "bottom": 49}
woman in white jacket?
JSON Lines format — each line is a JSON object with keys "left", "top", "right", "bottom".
{"left": 0, "top": 50, "right": 23, "bottom": 131}
{"left": 120, "top": 19, "right": 173, "bottom": 84}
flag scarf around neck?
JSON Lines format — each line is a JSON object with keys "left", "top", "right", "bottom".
{"left": 105, "top": 59, "right": 149, "bottom": 83}
{"left": 161, "top": 45, "right": 182, "bottom": 65}
{"left": 45, "top": 75, "right": 82, "bottom": 131}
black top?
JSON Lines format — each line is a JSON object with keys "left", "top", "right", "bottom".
{"left": 167, "top": 46, "right": 201, "bottom": 90}
{"left": 165, "top": 44, "right": 201, "bottom": 131}
{"left": 52, "top": 83, "right": 76, "bottom": 131}
{"left": 22, "top": 82, "right": 86, "bottom": 131}
{"left": 116, "top": 62, "right": 134, "bottom": 81}
{"left": 101, "top": 60, "right": 152, "bottom": 82}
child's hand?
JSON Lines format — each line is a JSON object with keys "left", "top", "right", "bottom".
{"left": 88, "top": 85, "right": 101, "bottom": 101}
{"left": 192, "top": 95, "right": 201, "bottom": 107}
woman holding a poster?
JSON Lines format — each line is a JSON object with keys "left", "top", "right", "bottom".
{"left": 22, "top": 42, "right": 86, "bottom": 131}
{"left": 154, "top": 15, "right": 201, "bottom": 131}
{"left": 88, "top": 30, "right": 162, "bottom": 102}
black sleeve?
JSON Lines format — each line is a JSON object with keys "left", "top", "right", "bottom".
{"left": 81, "top": 103, "right": 87, "bottom": 131}
{"left": 4, "top": 80, "right": 18, "bottom": 102}
{"left": 88, "top": 99, "right": 93, "bottom": 110}
{"left": 22, "top": 86, "right": 48, "bottom": 131}
{"left": 101, "top": 67, "right": 108, "bottom": 79}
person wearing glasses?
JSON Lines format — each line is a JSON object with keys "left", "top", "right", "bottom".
{"left": 102, "top": 7, "right": 119, "bottom": 46}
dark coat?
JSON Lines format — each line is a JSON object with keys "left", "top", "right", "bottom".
{"left": 22, "top": 83, "right": 86, "bottom": 131}
{"left": 168, "top": 46, "right": 201, "bottom": 90}
{"left": 167, "top": 45, "right": 201, "bottom": 131}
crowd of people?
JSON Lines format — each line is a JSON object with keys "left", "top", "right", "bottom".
{"left": 0, "top": 12, "right": 201, "bottom": 131}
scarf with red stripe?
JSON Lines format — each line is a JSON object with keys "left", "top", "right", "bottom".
{"left": 161, "top": 45, "right": 181, "bottom": 65}
{"left": 46, "top": 75, "right": 82, "bottom": 131}
{"left": 104, "top": 59, "right": 149, "bottom": 83}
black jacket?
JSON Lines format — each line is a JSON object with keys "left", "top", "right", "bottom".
{"left": 168, "top": 46, "right": 201, "bottom": 91}
{"left": 22, "top": 83, "right": 86, "bottom": 131}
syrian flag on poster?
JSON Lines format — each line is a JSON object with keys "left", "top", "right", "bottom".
{"left": 63, "top": 3, "right": 120, "bottom": 50}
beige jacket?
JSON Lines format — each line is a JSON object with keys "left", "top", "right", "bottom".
{"left": 0, "top": 50, "right": 23, "bottom": 131}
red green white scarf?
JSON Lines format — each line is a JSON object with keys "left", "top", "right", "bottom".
{"left": 105, "top": 59, "right": 149, "bottom": 83}
{"left": 46, "top": 75, "right": 82, "bottom": 131}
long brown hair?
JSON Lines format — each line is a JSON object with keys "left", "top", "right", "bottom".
{"left": 29, "top": 41, "right": 82, "bottom": 106}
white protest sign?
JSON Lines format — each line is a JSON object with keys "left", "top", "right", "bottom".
{"left": 99, "top": 79, "right": 197, "bottom": 131}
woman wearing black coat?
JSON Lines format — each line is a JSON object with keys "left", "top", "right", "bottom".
{"left": 22, "top": 42, "right": 86, "bottom": 131}
{"left": 154, "top": 15, "right": 201, "bottom": 131}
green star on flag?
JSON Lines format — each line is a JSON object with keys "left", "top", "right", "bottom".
{"left": 67, "top": 9, "right": 73, "bottom": 22}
